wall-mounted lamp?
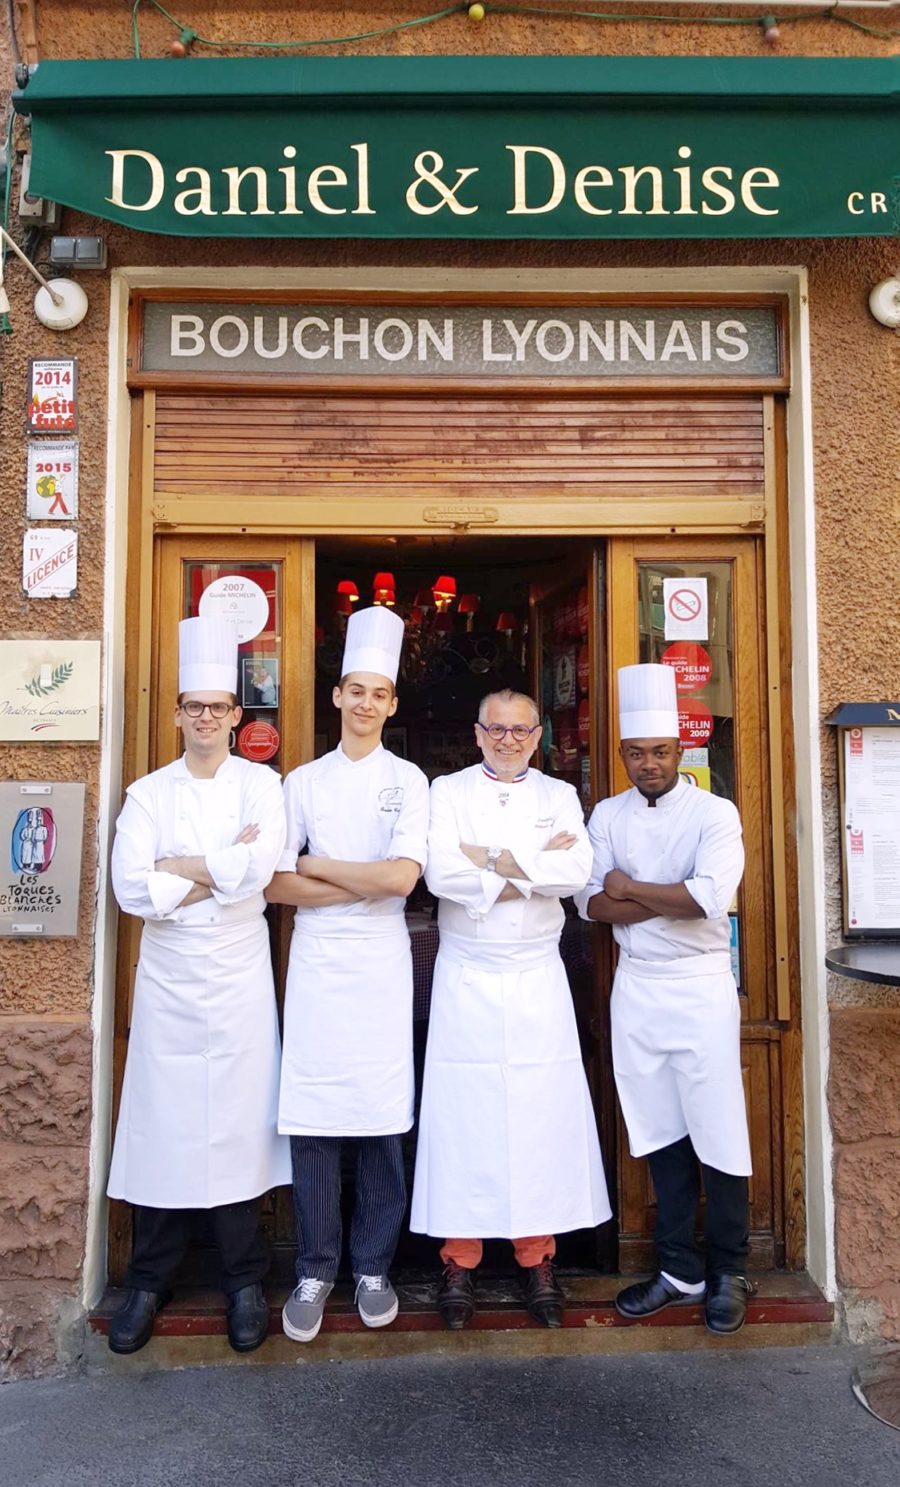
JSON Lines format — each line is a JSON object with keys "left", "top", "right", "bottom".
{"left": 869, "top": 280, "right": 900, "bottom": 329}
{"left": 0, "top": 224, "right": 88, "bottom": 330}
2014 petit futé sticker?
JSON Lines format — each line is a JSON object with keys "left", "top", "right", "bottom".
{"left": 26, "top": 359, "right": 78, "bottom": 433}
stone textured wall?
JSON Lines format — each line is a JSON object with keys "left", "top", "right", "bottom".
{"left": 1, "top": 3, "right": 898, "bottom": 1374}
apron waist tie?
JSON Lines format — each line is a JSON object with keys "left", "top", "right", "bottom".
{"left": 438, "top": 932, "right": 561, "bottom": 974}
{"left": 617, "top": 949, "right": 733, "bottom": 979}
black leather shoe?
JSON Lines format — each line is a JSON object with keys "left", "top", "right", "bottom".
{"left": 705, "top": 1274, "right": 753, "bottom": 1335}
{"left": 615, "top": 1273, "right": 702, "bottom": 1320}
{"left": 226, "top": 1283, "right": 270, "bottom": 1352}
{"left": 108, "top": 1288, "right": 173, "bottom": 1354}
{"left": 437, "top": 1261, "right": 477, "bottom": 1330}
{"left": 522, "top": 1259, "right": 565, "bottom": 1328}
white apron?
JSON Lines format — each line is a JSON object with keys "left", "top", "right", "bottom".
{"left": 108, "top": 915, "right": 290, "bottom": 1207}
{"left": 579, "top": 778, "right": 750, "bottom": 1177}
{"left": 612, "top": 950, "right": 752, "bottom": 1175}
{"left": 277, "top": 744, "right": 429, "bottom": 1137}
{"left": 108, "top": 753, "right": 291, "bottom": 1208}
{"left": 279, "top": 920, "right": 414, "bottom": 1136}
{"left": 411, "top": 934, "right": 612, "bottom": 1238}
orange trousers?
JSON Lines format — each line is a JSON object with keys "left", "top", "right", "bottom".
{"left": 440, "top": 1235, "right": 556, "bottom": 1269}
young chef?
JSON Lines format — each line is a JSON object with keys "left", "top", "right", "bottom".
{"left": 576, "top": 663, "right": 753, "bottom": 1334}
{"left": 266, "top": 606, "right": 429, "bottom": 1343}
{"left": 108, "top": 615, "right": 290, "bottom": 1354}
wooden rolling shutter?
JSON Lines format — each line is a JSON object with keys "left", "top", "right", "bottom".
{"left": 151, "top": 391, "right": 766, "bottom": 530}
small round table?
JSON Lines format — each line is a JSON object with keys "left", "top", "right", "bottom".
{"left": 825, "top": 944, "right": 900, "bottom": 988}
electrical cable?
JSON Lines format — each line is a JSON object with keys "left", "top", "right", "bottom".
{"left": 6, "top": 0, "right": 23, "bottom": 70}
{"left": 0, "top": 107, "right": 14, "bottom": 333}
{"left": 129, "top": 0, "right": 900, "bottom": 53}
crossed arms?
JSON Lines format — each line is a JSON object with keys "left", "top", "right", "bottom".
{"left": 265, "top": 854, "right": 420, "bottom": 909}
{"left": 583, "top": 868, "right": 703, "bottom": 925}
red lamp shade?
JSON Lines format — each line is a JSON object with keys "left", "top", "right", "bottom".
{"left": 413, "top": 587, "right": 435, "bottom": 609}
{"left": 373, "top": 570, "right": 396, "bottom": 607}
{"left": 433, "top": 575, "right": 457, "bottom": 602}
{"left": 336, "top": 579, "right": 359, "bottom": 602}
{"left": 496, "top": 611, "right": 519, "bottom": 632}
{"left": 335, "top": 594, "right": 354, "bottom": 616}
{"left": 457, "top": 593, "right": 480, "bottom": 614}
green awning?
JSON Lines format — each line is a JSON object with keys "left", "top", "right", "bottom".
{"left": 13, "top": 56, "right": 900, "bottom": 240}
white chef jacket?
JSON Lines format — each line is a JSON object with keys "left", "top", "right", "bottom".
{"left": 277, "top": 743, "right": 430, "bottom": 931}
{"left": 113, "top": 753, "right": 287, "bottom": 928}
{"left": 426, "top": 764, "right": 593, "bottom": 945}
{"left": 108, "top": 752, "right": 291, "bottom": 1207}
{"left": 411, "top": 763, "right": 611, "bottom": 1237}
{"left": 277, "top": 742, "right": 429, "bottom": 1136}
{"left": 575, "top": 777, "right": 750, "bottom": 1174}
{"left": 574, "top": 777, "right": 744, "bottom": 958}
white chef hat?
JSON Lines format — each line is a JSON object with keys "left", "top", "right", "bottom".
{"left": 178, "top": 615, "right": 239, "bottom": 696}
{"left": 341, "top": 606, "right": 405, "bottom": 685}
{"left": 618, "top": 663, "right": 680, "bottom": 740}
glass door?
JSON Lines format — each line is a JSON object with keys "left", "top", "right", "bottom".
{"left": 608, "top": 536, "right": 786, "bottom": 1271}
{"left": 109, "top": 535, "right": 314, "bottom": 1282}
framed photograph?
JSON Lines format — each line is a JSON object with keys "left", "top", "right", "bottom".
{"left": 383, "top": 725, "right": 408, "bottom": 760}
{"left": 240, "top": 654, "right": 279, "bottom": 710}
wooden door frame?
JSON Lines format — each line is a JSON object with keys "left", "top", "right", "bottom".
{"left": 607, "top": 533, "right": 803, "bottom": 1270}
{"left": 110, "top": 384, "right": 803, "bottom": 1279}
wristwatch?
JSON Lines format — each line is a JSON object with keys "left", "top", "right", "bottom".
{"left": 485, "top": 845, "right": 503, "bottom": 873}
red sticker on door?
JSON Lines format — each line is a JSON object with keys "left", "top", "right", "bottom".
{"left": 678, "top": 701, "right": 713, "bottom": 746}
{"left": 661, "top": 642, "right": 713, "bottom": 694}
{"left": 237, "top": 720, "right": 280, "bottom": 762}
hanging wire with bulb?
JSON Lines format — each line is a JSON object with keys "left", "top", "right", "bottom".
{"left": 130, "top": 0, "right": 900, "bottom": 56}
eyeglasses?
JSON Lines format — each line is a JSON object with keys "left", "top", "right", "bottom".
{"left": 476, "top": 722, "right": 541, "bottom": 743}
{"left": 179, "top": 701, "right": 233, "bottom": 719}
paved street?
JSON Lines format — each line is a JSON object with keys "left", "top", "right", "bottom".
{"left": 2, "top": 1344, "right": 899, "bottom": 1487}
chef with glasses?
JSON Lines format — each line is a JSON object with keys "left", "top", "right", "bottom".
{"left": 107, "top": 615, "right": 290, "bottom": 1356}
{"left": 411, "top": 689, "right": 611, "bottom": 1330}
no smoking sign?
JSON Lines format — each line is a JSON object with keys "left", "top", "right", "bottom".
{"left": 663, "top": 576, "right": 708, "bottom": 641}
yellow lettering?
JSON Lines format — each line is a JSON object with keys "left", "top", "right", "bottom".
{"left": 222, "top": 165, "right": 273, "bottom": 217}
{"left": 105, "top": 149, "right": 164, "bottom": 212}
{"left": 308, "top": 164, "right": 348, "bottom": 216}
{"left": 741, "top": 167, "right": 780, "bottom": 217}
{"left": 573, "top": 165, "right": 613, "bottom": 216}
{"left": 700, "top": 167, "right": 735, "bottom": 217}
{"left": 619, "top": 165, "right": 668, "bottom": 216}
{"left": 174, "top": 166, "right": 214, "bottom": 216}
{"left": 506, "top": 146, "right": 565, "bottom": 215}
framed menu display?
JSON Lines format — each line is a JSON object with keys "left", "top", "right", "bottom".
{"left": 830, "top": 705, "right": 900, "bottom": 938}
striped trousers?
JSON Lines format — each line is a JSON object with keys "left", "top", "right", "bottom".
{"left": 290, "top": 1134, "right": 407, "bottom": 1283}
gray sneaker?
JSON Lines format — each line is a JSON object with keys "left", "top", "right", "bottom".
{"left": 282, "top": 1277, "right": 333, "bottom": 1343}
{"left": 354, "top": 1274, "right": 400, "bottom": 1329}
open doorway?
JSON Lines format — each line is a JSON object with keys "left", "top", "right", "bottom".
{"left": 313, "top": 534, "right": 615, "bottom": 1276}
